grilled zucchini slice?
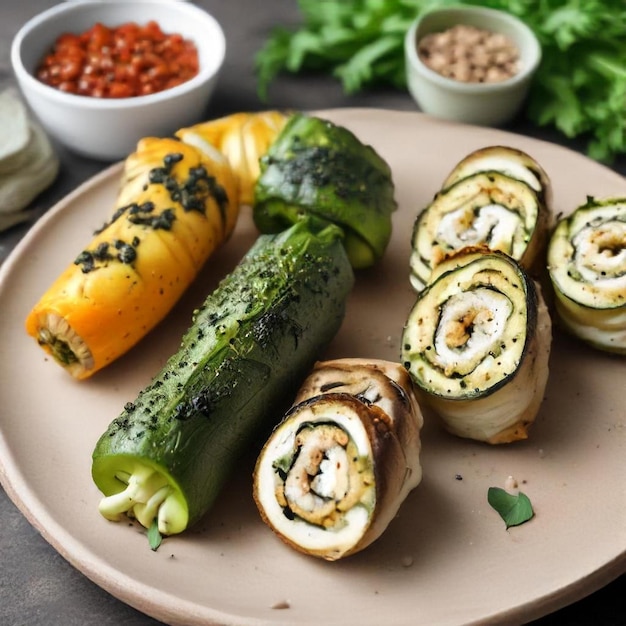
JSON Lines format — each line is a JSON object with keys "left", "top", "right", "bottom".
{"left": 402, "top": 247, "right": 551, "bottom": 444}
{"left": 547, "top": 196, "right": 626, "bottom": 353}
{"left": 410, "top": 170, "right": 550, "bottom": 292}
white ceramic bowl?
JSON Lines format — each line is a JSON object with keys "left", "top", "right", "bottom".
{"left": 404, "top": 5, "right": 541, "bottom": 126}
{"left": 11, "top": 0, "right": 226, "bottom": 161}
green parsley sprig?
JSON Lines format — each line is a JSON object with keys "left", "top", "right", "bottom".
{"left": 255, "top": 0, "right": 626, "bottom": 162}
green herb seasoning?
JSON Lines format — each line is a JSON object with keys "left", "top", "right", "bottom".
{"left": 76, "top": 152, "right": 229, "bottom": 274}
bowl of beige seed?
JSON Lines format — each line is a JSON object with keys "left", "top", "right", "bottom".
{"left": 404, "top": 5, "right": 541, "bottom": 126}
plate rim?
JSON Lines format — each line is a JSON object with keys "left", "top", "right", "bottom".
{"left": 1, "top": 108, "right": 625, "bottom": 626}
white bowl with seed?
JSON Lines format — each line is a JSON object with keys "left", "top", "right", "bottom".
{"left": 404, "top": 6, "right": 541, "bottom": 126}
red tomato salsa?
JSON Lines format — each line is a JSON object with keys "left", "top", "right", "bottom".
{"left": 35, "top": 21, "right": 200, "bottom": 98}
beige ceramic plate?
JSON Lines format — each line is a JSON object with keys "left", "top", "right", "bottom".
{"left": 1, "top": 109, "right": 625, "bottom": 626}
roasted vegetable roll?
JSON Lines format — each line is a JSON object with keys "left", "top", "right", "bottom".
{"left": 176, "top": 110, "right": 289, "bottom": 206}
{"left": 410, "top": 170, "right": 550, "bottom": 292}
{"left": 402, "top": 248, "right": 551, "bottom": 444}
{"left": 254, "top": 113, "right": 397, "bottom": 269}
{"left": 547, "top": 196, "right": 626, "bottom": 353}
{"left": 253, "top": 358, "right": 423, "bottom": 561}
{"left": 92, "top": 219, "right": 354, "bottom": 537}
{"left": 441, "top": 145, "right": 553, "bottom": 211}
{"left": 25, "top": 136, "right": 239, "bottom": 379}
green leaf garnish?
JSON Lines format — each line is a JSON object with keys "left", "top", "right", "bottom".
{"left": 147, "top": 519, "right": 163, "bottom": 551}
{"left": 255, "top": 0, "right": 626, "bottom": 161}
{"left": 488, "top": 487, "right": 534, "bottom": 529}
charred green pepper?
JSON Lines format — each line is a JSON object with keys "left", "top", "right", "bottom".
{"left": 253, "top": 113, "right": 397, "bottom": 269}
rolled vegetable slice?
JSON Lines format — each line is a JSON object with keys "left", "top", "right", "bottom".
{"left": 253, "top": 113, "right": 397, "bottom": 269}
{"left": 92, "top": 219, "right": 354, "bottom": 537}
{"left": 441, "top": 145, "right": 553, "bottom": 211}
{"left": 253, "top": 358, "right": 423, "bottom": 561}
{"left": 176, "top": 110, "right": 289, "bottom": 206}
{"left": 410, "top": 170, "right": 550, "bottom": 293}
{"left": 25, "top": 136, "right": 239, "bottom": 379}
{"left": 402, "top": 248, "right": 551, "bottom": 444}
{"left": 547, "top": 196, "right": 626, "bottom": 353}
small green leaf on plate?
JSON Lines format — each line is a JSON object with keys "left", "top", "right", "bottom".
{"left": 148, "top": 519, "right": 163, "bottom": 551}
{"left": 488, "top": 487, "right": 534, "bottom": 529}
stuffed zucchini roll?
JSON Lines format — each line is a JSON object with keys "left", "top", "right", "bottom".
{"left": 253, "top": 358, "right": 423, "bottom": 561}
{"left": 441, "top": 145, "right": 553, "bottom": 210}
{"left": 254, "top": 113, "right": 397, "bottom": 269}
{"left": 92, "top": 219, "right": 354, "bottom": 537}
{"left": 547, "top": 196, "right": 626, "bottom": 353}
{"left": 410, "top": 169, "right": 550, "bottom": 292}
{"left": 25, "top": 136, "right": 239, "bottom": 379}
{"left": 176, "top": 111, "right": 289, "bottom": 206}
{"left": 402, "top": 248, "right": 551, "bottom": 444}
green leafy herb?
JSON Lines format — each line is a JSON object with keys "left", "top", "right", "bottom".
{"left": 255, "top": 0, "right": 626, "bottom": 162}
{"left": 147, "top": 519, "right": 163, "bottom": 551}
{"left": 487, "top": 487, "right": 534, "bottom": 529}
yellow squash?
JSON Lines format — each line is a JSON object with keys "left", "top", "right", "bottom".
{"left": 25, "top": 136, "right": 239, "bottom": 379}
{"left": 176, "top": 110, "right": 289, "bottom": 206}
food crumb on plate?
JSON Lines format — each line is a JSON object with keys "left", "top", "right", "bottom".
{"left": 271, "top": 600, "right": 290, "bottom": 610}
{"left": 505, "top": 475, "right": 519, "bottom": 492}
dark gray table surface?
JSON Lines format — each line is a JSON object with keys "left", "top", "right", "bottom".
{"left": 1, "top": 2, "right": 624, "bottom": 625}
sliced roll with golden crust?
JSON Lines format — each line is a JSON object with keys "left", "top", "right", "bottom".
{"left": 253, "top": 358, "right": 423, "bottom": 561}
{"left": 25, "top": 136, "right": 239, "bottom": 379}
{"left": 403, "top": 247, "right": 552, "bottom": 444}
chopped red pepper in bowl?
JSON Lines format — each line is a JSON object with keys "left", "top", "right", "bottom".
{"left": 35, "top": 21, "right": 200, "bottom": 99}
{"left": 11, "top": 1, "right": 225, "bottom": 160}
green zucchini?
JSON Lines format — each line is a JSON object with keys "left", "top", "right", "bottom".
{"left": 440, "top": 145, "right": 553, "bottom": 211}
{"left": 409, "top": 170, "right": 550, "bottom": 293}
{"left": 402, "top": 248, "right": 552, "bottom": 444}
{"left": 547, "top": 196, "right": 626, "bottom": 353}
{"left": 91, "top": 218, "right": 354, "bottom": 536}
{"left": 253, "top": 113, "right": 397, "bottom": 269}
